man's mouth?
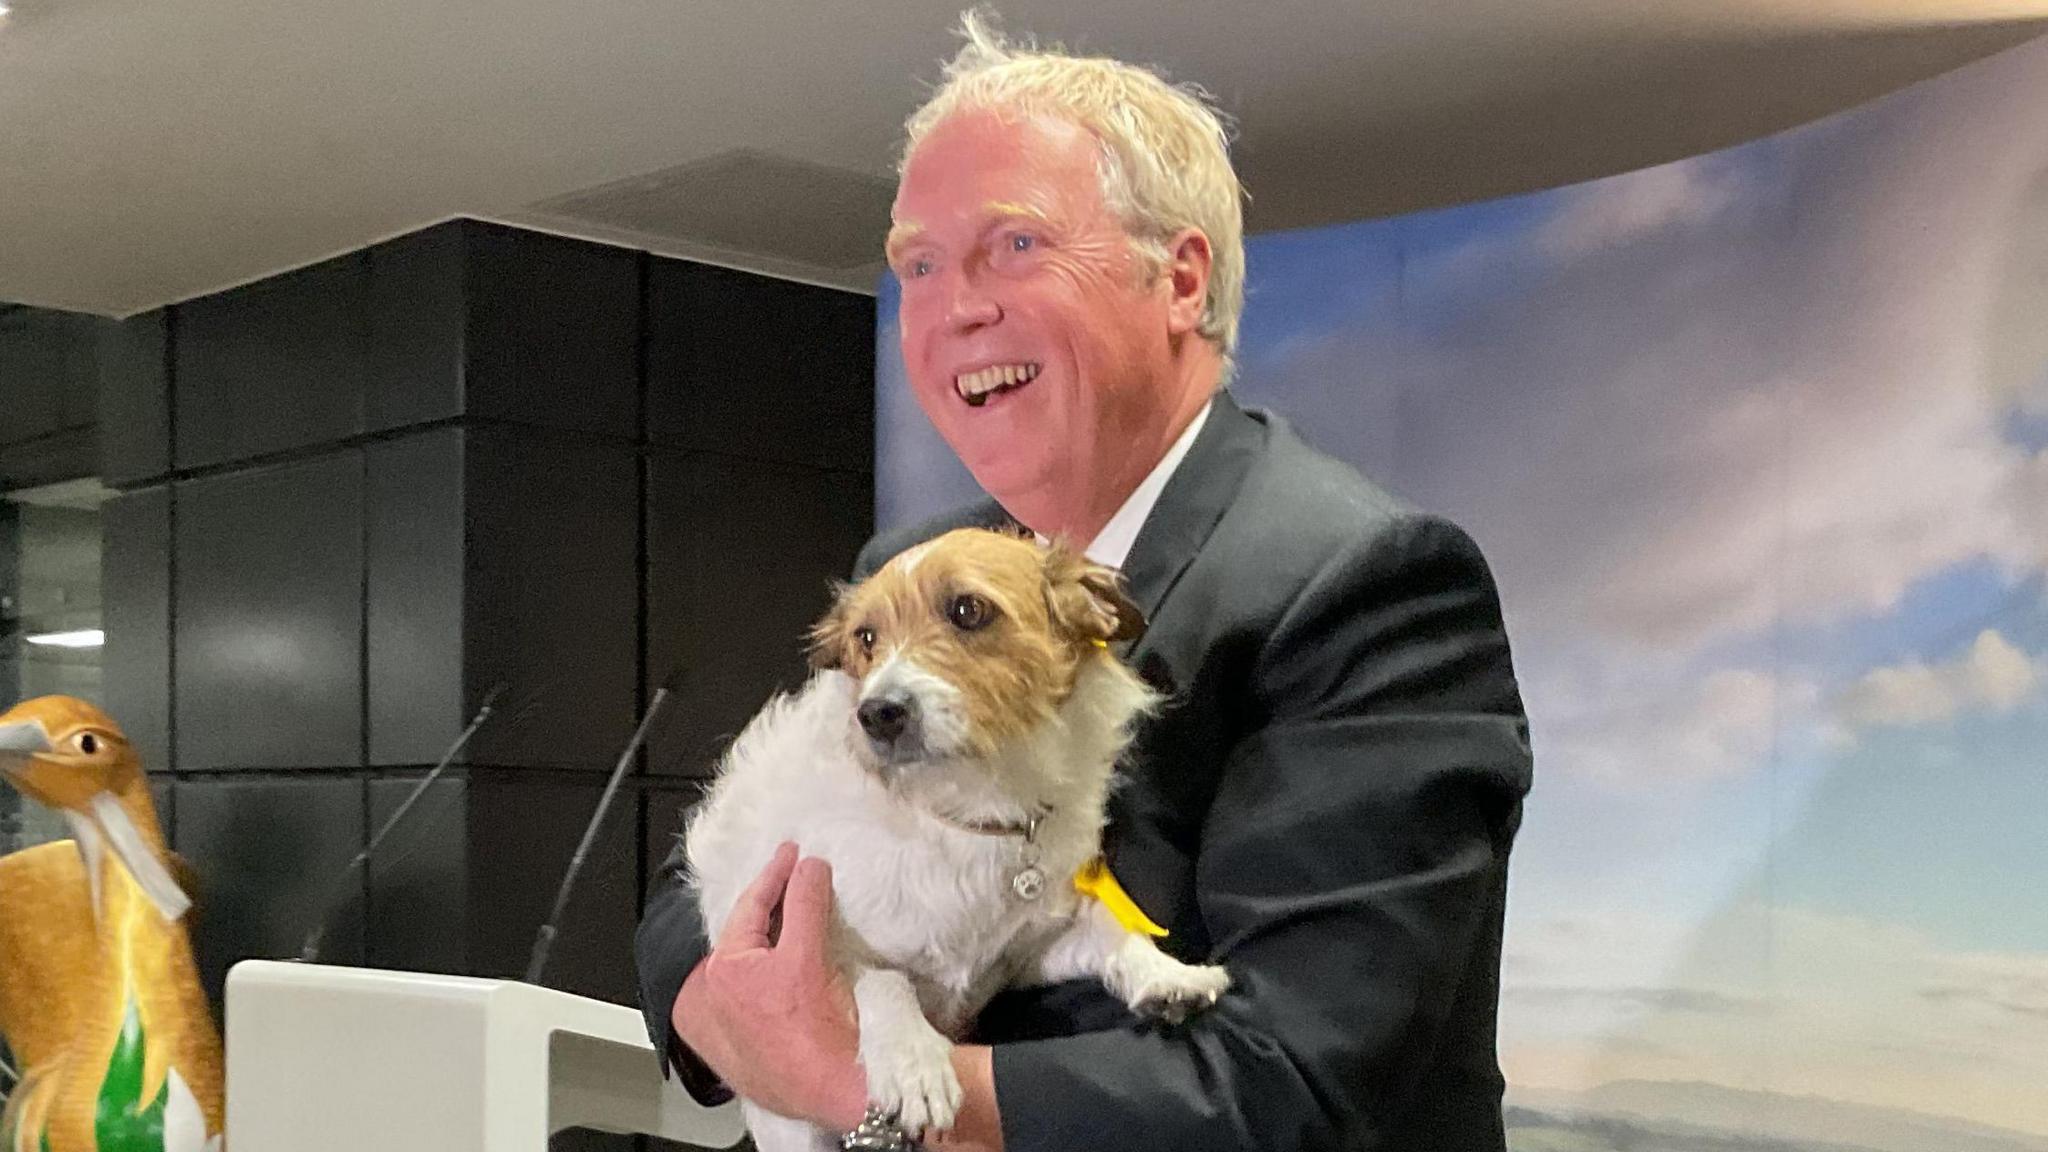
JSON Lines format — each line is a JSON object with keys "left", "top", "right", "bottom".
{"left": 955, "top": 362, "right": 1041, "bottom": 408}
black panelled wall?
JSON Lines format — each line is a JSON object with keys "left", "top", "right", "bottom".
{"left": 0, "top": 304, "right": 102, "bottom": 491}
{"left": 94, "top": 219, "right": 875, "bottom": 1146}
{"left": 2, "top": 305, "right": 103, "bottom": 854}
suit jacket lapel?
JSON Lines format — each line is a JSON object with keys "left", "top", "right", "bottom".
{"left": 920, "top": 392, "right": 1264, "bottom": 656}
{"left": 1116, "top": 389, "right": 1266, "bottom": 658}
{"left": 957, "top": 498, "right": 1017, "bottom": 534}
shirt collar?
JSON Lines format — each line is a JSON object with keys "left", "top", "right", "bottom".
{"left": 1037, "top": 400, "right": 1213, "bottom": 570}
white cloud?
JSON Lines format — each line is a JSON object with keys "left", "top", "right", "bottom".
{"left": 1534, "top": 662, "right": 1820, "bottom": 785}
{"left": 1535, "top": 157, "right": 1752, "bottom": 262}
{"left": 1842, "top": 661, "right": 1954, "bottom": 727}
{"left": 1839, "top": 629, "right": 2041, "bottom": 731}
{"left": 1503, "top": 903, "right": 2048, "bottom": 1137}
{"left": 1921, "top": 951, "right": 2048, "bottom": 1023}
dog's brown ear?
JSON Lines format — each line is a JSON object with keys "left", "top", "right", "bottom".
{"left": 1044, "top": 543, "right": 1146, "bottom": 646}
{"left": 807, "top": 581, "right": 856, "bottom": 671}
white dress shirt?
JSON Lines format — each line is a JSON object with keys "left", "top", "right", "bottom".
{"left": 1039, "top": 400, "right": 1213, "bottom": 569}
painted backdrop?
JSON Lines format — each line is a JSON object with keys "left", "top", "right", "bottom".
{"left": 876, "top": 34, "right": 2048, "bottom": 1152}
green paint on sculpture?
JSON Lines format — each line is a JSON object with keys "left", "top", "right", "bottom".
{"left": 92, "top": 1000, "right": 165, "bottom": 1152}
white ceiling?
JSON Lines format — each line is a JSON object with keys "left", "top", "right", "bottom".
{"left": 2, "top": 0, "right": 2044, "bottom": 315}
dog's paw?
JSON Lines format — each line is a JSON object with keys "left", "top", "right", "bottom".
{"left": 860, "top": 1017, "right": 962, "bottom": 1139}
{"left": 1111, "top": 941, "right": 1232, "bottom": 1024}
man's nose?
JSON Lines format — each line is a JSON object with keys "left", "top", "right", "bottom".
{"left": 945, "top": 279, "right": 1003, "bottom": 332}
{"left": 857, "top": 692, "right": 916, "bottom": 743}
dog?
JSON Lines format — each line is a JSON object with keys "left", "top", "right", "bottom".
{"left": 683, "top": 527, "right": 1231, "bottom": 1151}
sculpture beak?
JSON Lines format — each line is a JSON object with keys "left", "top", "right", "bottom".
{"left": 0, "top": 719, "right": 53, "bottom": 770}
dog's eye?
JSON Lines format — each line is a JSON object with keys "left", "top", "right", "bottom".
{"left": 948, "top": 594, "right": 995, "bottom": 631}
{"left": 856, "top": 627, "right": 877, "bottom": 654}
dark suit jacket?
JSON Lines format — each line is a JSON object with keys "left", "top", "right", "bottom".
{"left": 636, "top": 389, "right": 1533, "bottom": 1151}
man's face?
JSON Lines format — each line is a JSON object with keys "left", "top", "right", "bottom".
{"left": 888, "top": 110, "right": 1175, "bottom": 506}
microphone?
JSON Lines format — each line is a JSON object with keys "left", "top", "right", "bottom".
{"left": 524, "top": 684, "right": 673, "bottom": 987}
{"left": 298, "top": 684, "right": 508, "bottom": 964}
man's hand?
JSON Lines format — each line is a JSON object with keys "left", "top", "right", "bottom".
{"left": 672, "top": 842, "right": 868, "bottom": 1130}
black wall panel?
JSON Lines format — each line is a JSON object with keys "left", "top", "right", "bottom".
{"left": 640, "top": 781, "right": 708, "bottom": 898}
{"left": 366, "top": 428, "right": 466, "bottom": 766}
{"left": 174, "top": 775, "right": 366, "bottom": 1008}
{"left": 464, "top": 427, "right": 638, "bottom": 771}
{"left": 173, "top": 254, "right": 368, "bottom": 470}
{"left": 0, "top": 307, "right": 87, "bottom": 447}
{"left": 466, "top": 775, "right": 638, "bottom": 1005}
{"left": 365, "top": 223, "right": 468, "bottom": 434}
{"left": 646, "top": 451, "right": 870, "bottom": 777}
{"left": 646, "top": 260, "right": 876, "bottom": 471}
{"left": 101, "top": 484, "right": 174, "bottom": 769}
{"left": 97, "top": 310, "right": 172, "bottom": 486}
{"left": 464, "top": 223, "right": 640, "bottom": 443}
{"left": 174, "top": 453, "right": 364, "bottom": 770}
{"left": 367, "top": 772, "right": 470, "bottom": 974}
{"left": 0, "top": 307, "right": 101, "bottom": 489}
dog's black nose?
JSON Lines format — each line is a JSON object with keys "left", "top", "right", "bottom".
{"left": 857, "top": 693, "right": 914, "bottom": 743}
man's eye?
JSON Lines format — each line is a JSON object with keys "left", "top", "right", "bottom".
{"left": 909, "top": 259, "right": 934, "bottom": 278}
{"left": 1009, "top": 233, "right": 1036, "bottom": 252}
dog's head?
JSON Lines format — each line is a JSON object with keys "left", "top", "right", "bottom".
{"left": 809, "top": 528, "right": 1146, "bottom": 778}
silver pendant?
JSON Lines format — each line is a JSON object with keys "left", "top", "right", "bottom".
{"left": 1011, "top": 866, "right": 1046, "bottom": 901}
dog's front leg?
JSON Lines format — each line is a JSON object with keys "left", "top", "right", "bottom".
{"left": 740, "top": 1101, "right": 838, "bottom": 1152}
{"left": 1032, "top": 900, "right": 1232, "bottom": 1023}
{"left": 852, "top": 966, "right": 962, "bottom": 1139}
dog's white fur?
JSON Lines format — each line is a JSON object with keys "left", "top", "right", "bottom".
{"left": 686, "top": 647, "right": 1228, "bottom": 1151}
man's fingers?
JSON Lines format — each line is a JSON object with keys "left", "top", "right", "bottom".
{"left": 718, "top": 841, "right": 800, "bottom": 952}
{"left": 776, "top": 855, "right": 838, "bottom": 969}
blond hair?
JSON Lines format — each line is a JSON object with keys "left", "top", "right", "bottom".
{"left": 902, "top": 10, "right": 1247, "bottom": 358}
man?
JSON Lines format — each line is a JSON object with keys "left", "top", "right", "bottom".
{"left": 637, "top": 14, "right": 1533, "bottom": 1151}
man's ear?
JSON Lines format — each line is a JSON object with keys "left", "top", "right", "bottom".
{"left": 807, "top": 581, "right": 856, "bottom": 671}
{"left": 1044, "top": 544, "right": 1146, "bottom": 646}
{"left": 1164, "top": 227, "right": 1213, "bottom": 338}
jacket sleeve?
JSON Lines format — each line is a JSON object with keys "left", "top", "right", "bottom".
{"left": 989, "top": 513, "right": 1533, "bottom": 1152}
{"left": 634, "top": 837, "right": 735, "bottom": 1103}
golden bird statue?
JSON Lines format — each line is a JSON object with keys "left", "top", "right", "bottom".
{"left": 0, "top": 696, "right": 223, "bottom": 1152}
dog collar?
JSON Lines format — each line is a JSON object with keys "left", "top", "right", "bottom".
{"left": 919, "top": 806, "right": 1168, "bottom": 933}
{"left": 929, "top": 808, "right": 1046, "bottom": 839}
{"left": 924, "top": 804, "right": 1055, "bottom": 900}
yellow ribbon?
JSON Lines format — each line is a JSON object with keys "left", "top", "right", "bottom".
{"left": 1072, "top": 856, "right": 1168, "bottom": 938}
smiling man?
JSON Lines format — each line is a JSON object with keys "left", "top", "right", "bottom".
{"left": 636, "top": 13, "right": 1533, "bottom": 1151}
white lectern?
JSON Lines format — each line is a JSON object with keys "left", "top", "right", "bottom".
{"left": 225, "top": 960, "right": 748, "bottom": 1151}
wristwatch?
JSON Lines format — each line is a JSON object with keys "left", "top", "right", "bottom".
{"left": 840, "top": 1105, "right": 919, "bottom": 1151}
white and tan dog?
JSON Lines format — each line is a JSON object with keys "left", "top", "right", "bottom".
{"left": 684, "top": 528, "right": 1230, "bottom": 1151}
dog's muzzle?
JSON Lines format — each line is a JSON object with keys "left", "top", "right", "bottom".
{"left": 857, "top": 689, "right": 920, "bottom": 760}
